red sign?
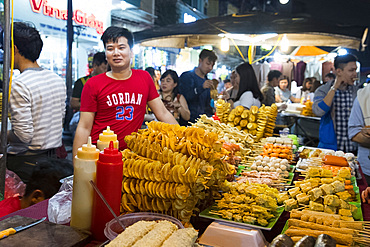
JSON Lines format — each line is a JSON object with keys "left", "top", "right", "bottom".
{"left": 29, "top": 0, "right": 104, "bottom": 34}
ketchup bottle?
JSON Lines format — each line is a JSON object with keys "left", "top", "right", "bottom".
{"left": 90, "top": 141, "right": 123, "bottom": 241}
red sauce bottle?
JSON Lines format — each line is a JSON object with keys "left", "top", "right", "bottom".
{"left": 90, "top": 141, "right": 123, "bottom": 241}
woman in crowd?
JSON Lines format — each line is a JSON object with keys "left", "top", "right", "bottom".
{"left": 231, "top": 62, "right": 263, "bottom": 109}
{"left": 275, "top": 76, "right": 292, "bottom": 103}
{"left": 159, "top": 70, "right": 190, "bottom": 125}
{"left": 293, "top": 77, "right": 314, "bottom": 103}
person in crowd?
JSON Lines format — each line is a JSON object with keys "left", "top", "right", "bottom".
{"left": 159, "top": 69, "right": 190, "bottom": 125}
{"left": 275, "top": 76, "right": 293, "bottom": 103}
{"left": 324, "top": 72, "right": 336, "bottom": 84}
{"left": 179, "top": 49, "right": 217, "bottom": 124}
{"left": 145, "top": 67, "right": 160, "bottom": 90}
{"left": 293, "top": 77, "right": 314, "bottom": 102}
{"left": 70, "top": 52, "right": 108, "bottom": 112}
{"left": 224, "top": 79, "right": 232, "bottom": 91}
{"left": 349, "top": 84, "right": 370, "bottom": 186}
{"left": 223, "top": 70, "right": 238, "bottom": 103}
{"left": 229, "top": 62, "right": 263, "bottom": 109}
{"left": 261, "top": 70, "right": 282, "bottom": 106}
{"left": 0, "top": 159, "right": 72, "bottom": 218}
{"left": 7, "top": 22, "right": 66, "bottom": 183}
{"left": 313, "top": 54, "right": 359, "bottom": 151}
{"left": 69, "top": 52, "right": 108, "bottom": 136}
{"left": 73, "top": 26, "right": 177, "bottom": 158}
{"left": 308, "top": 77, "right": 322, "bottom": 101}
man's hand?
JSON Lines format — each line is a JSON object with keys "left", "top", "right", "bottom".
{"left": 203, "top": 80, "right": 213, "bottom": 89}
{"left": 333, "top": 79, "right": 346, "bottom": 90}
{"left": 362, "top": 187, "right": 370, "bottom": 203}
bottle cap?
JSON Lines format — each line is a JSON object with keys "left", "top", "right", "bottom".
{"left": 77, "top": 136, "right": 99, "bottom": 160}
{"left": 98, "top": 126, "right": 117, "bottom": 142}
{"left": 99, "top": 141, "right": 122, "bottom": 163}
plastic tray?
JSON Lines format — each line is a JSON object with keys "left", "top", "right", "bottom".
{"left": 104, "top": 212, "right": 184, "bottom": 241}
{"left": 199, "top": 204, "right": 284, "bottom": 231}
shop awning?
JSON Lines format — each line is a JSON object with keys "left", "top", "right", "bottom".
{"left": 134, "top": 12, "right": 368, "bottom": 50}
{"left": 290, "top": 46, "right": 329, "bottom": 56}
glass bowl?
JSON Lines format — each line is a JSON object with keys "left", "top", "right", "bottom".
{"left": 104, "top": 212, "right": 184, "bottom": 241}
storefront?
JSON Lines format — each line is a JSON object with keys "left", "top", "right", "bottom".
{"left": 13, "top": 0, "right": 111, "bottom": 82}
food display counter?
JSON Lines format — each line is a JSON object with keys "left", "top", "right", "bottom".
{"left": 1, "top": 102, "right": 369, "bottom": 247}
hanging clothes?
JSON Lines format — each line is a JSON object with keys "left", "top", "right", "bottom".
{"left": 305, "top": 60, "right": 322, "bottom": 81}
{"left": 282, "top": 60, "right": 295, "bottom": 86}
{"left": 269, "top": 61, "right": 283, "bottom": 72}
{"left": 252, "top": 62, "right": 263, "bottom": 88}
{"left": 294, "top": 61, "right": 306, "bottom": 86}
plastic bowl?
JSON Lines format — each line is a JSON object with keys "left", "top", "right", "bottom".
{"left": 104, "top": 212, "right": 184, "bottom": 241}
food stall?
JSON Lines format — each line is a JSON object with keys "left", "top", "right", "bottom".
{"left": 1, "top": 10, "right": 370, "bottom": 247}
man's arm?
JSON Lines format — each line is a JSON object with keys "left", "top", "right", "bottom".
{"left": 70, "top": 97, "right": 80, "bottom": 111}
{"left": 348, "top": 98, "right": 370, "bottom": 148}
{"left": 8, "top": 80, "right": 33, "bottom": 144}
{"left": 72, "top": 111, "right": 95, "bottom": 159}
{"left": 148, "top": 97, "right": 178, "bottom": 124}
{"left": 179, "top": 73, "right": 211, "bottom": 102}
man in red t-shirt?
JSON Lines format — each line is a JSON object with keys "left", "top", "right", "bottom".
{"left": 73, "top": 27, "right": 177, "bottom": 157}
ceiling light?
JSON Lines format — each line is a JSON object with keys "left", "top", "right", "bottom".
{"left": 279, "top": 0, "right": 289, "bottom": 4}
{"left": 338, "top": 48, "right": 348, "bottom": 56}
{"left": 221, "top": 37, "right": 229, "bottom": 52}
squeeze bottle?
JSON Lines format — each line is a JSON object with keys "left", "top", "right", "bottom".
{"left": 90, "top": 141, "right": 123, "bottom": 241}
{"left": 97, "top": 126, "right": 119, "bottom": 151}
{"left": 70, "top": 136, "right": 99, "bottom": 230}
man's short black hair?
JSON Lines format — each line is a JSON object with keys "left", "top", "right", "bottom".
{"left": 101, "top": 26, "right": 134, "bottom": 49}
{"left": 92, "top": 52, "right": 107, "bottom": 66}
{"left": 267, "top": 70, "right": 282, "bottom": 82}
{"left": 199, "top": 49, "right": 217, "bottom": 63}
{"left": 24, "top": 159, "right": 73, "bottom": 199}
{"left": 334, "top": 54, "right": 358, "bottom": 70}
{"left": 13, "top": 22, "right": 43, "bottom": 62}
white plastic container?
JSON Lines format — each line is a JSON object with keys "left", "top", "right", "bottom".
{"left": 199, "top": 221, "right": 268, "bottom": 247}
{"left": 70, "top": 137, "right": 99, "bottom": 230}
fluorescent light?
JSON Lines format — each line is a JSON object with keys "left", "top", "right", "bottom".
{"left": 221, "top": 37, "right": 229, "bottom": 52}
{"left": 218, "top": 33, "right": 278, "bottom": 43}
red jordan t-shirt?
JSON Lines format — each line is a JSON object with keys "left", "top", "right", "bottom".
{"left": 81, "top": 70, "right": 159, "bottom": 150}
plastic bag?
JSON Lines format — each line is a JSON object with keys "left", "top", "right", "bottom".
{"left": 48, "top": 175, "right": 73, "bottom": 224}
{"left": 5, "top": 169, "right": 26, "bottom": 199}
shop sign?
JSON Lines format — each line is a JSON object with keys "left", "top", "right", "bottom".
{"left": 29, "top": 0, "right": 103, "bottom": 34}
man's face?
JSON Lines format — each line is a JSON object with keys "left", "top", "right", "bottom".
{"left": 198, "top": 57, "right": 215, "bottom": 75}
{"left": 225, "top": 82, "right": 232, "bottom": 89}
{"left": 271, "top": 77, "right": 279, "bottom": 87}
{"left": 93, "top": 62, "right": 108, "bottom": 75}
{"left": 105, "top": 37, "right": 132, "bottom": 71}
{"left": 337, "top": 61, "right": 357, "bottom": 85}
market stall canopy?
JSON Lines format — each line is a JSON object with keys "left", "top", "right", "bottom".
{"left": 290, "top": 46, "right": 329, "bottom": 56}
{"left": 134, "top": 12, "right": 367, "bottom": 50}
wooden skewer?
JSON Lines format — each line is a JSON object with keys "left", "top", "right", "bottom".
{"left": 209, "top": 211, "right": 222, "bottom": 216}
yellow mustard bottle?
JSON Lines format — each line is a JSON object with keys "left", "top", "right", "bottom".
{"left": 97, "top": 126, "right": 119, "bottom": 151}
{"left": 70, "top": 136, "right": 99, "bottom": 230}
